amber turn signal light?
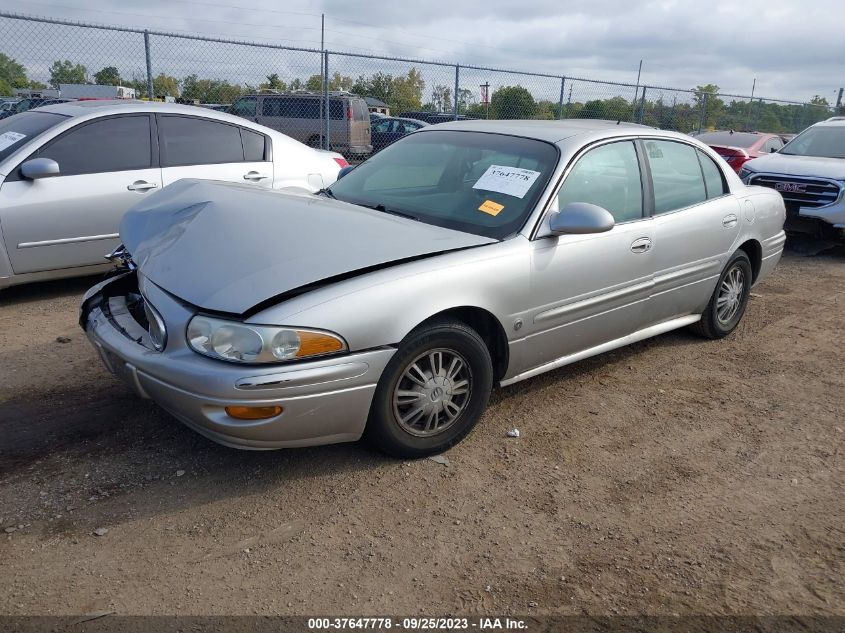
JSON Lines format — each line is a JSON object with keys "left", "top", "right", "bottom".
{"left": 225, "top": 405, "right": 283, "bottom": 420}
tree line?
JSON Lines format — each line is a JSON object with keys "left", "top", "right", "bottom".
{"left": 0, "top": 53, "right": 835, "bottom": 133}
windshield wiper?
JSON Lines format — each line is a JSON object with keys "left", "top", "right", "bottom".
{"left": 316, "top": 188, "right": 336, "bottom": 199}
{"left": 358, "top": 203, "right": 421, "bottom": 222}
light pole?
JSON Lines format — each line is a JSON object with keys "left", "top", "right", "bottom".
{"left": 481, "top": 82, "right": 490, "bottom": 118}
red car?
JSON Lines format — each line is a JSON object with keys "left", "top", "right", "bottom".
{"left": 696, "top": 131, "right": 785, "bottom": 173}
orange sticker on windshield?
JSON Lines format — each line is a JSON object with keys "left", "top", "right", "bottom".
{"left": 478, "top": 200, "right": 504, "bottom": 216}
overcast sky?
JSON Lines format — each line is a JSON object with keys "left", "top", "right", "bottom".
{"left": 1, "top": 0, "right": 843, "bottom": 104}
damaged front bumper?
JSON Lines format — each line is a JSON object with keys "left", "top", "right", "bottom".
{"left": 80, "top": 272, "right": 395, "bottom": 449}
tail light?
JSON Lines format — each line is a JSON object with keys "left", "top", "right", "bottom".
{"left": 333, "top": 156, "right": 349, "bottom": 168}
{"left": 713, "top": 146, "right": 750, "bottom": 173}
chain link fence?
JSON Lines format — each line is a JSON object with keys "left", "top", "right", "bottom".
{"left": 1, "top": 11, "right": 839, "bottom": 153}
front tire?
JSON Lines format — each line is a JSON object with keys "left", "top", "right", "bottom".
{"left": 365, "top": 319, "right": 493, "bottom": 458}
{"left": 690, "top": 250, "right": 752, "bottom": 339}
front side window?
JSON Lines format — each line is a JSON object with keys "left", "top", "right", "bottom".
{"left": 328, "top": 130, "right": 558, "bottom": 239}
{"left": 0, "top": 111, "right": 68, "bottom": 164}
{"left": 557, "top": 141, "right": 643, "bottom": 223}
{"left": 35, "top": 115, "right": 151, "bottom": 176}
{"left": 645, "top": 140, "right": 708, "bottom": 214}
{"left": 159, "top": 115, "right": 243, "bottom": 166}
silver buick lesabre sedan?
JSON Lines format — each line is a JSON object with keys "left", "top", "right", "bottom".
{"left": 81, "top": 119, "right": 786, "bottom": 457}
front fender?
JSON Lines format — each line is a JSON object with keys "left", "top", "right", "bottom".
{"left": 246, "top": 238, "right": 530, "bottom": 354}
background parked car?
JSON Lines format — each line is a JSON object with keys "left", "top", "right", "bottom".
{"left": 228, "top": 91, "right": 372, "bottom": 157}
{"left": 0, "top": 100, "right": 346, "bottom": 290}
{"left": 398, "top": 111, "right": 471, "bottom": 125}
{"left": 695, "top": 130, "right": 784, "bottom": 173}
{"left": 371, "top": 116, "right": 428, "bottom": 152}
{"left": 739, "top": 116, "right": 845, "bottom": 240}
{"left": 0, "top": 97, "right": 73, "bottom": 120}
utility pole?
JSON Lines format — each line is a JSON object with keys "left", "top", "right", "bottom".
{"left": 746, "top": 78, "right": 756, "bottom": 131}
{"left": 631, "top": 60, "right": 642, "bottom": 122}
{"left": 321, "top": 13, "right": 324, "bottom": 50}
{"left": 836, "top": 87, "right": 843, "bottom": 115}
{"left": 480, "top": 82, "right": 490, "bottom": 119}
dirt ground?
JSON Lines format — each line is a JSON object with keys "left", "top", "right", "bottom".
{"left": 0, "top": 248, "right": 843, "bottom": 617}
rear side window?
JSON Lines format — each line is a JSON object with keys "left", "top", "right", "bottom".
{"left": 35, "top": 115, "right": 152, "bottom": 176}
{"left": 263, "top": 97, "right": 320, "bottom": 119}
{"left": 159, "top": 115, "right": 243, "bottom": 166}
{"left": 557, "top": 141, "right": 643, "bottom": 223}
{"left": 645, "top": 140, "right": 707, "bottom": 214}
{"left": 230, "top": 97, "right": 256, "bottom": 118}
{"left": 0, "top": 111, "right": 68, "bottom": 163}
{"left": 329, "top": 100, "right": 344, "bottom": 120}
{"left": 697, "top": 150, "right": 726, "bottom": 199}
{"left": 241, "top": 128, "right": 267, "bottom": 161}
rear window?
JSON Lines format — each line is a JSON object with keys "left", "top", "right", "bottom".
{"left": 352, "top": 99, "right": 369, "bottom": 122}
{"left": 0, "top": 111, "right": 68, "bottom": 164}
{"left": 696, "top": 132, "right": 760, "bottom": 148}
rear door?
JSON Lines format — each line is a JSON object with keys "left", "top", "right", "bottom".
{"left": 158, "top": 114, "right": 273, "bottom": 189}
{"left": 641, "top": 139, "right": 740, "bottom": 324}
{"left": 0, "top": 114, "right": 161, "bottom": 274}
{"left": 350, "top": 98, "right": 371, "bottom": 153}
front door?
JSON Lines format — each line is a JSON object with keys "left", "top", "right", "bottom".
{"left": 0, "top": 114, "right": 160, "bottom": 275}
{"left": 521, "top": 140, "right": 655, "bottom": 370}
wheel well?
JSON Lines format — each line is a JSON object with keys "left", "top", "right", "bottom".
{"left": 738, "top": 239, "right": 762, "bottom": 282}
{"left": 418, "top": 307, "right": 510, "bottom": 382}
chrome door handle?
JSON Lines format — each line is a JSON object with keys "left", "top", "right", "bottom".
{"left": 243, "top": 171, "right": 269, "bottom": 181}
{"left": 630, "top": 237, "right": 652, "bottom": 253}
{"left": 127, "top": 180, "right": 158, "bottom": 192}
{"left": 722, "top": 214, "right": 738, "bottom": 228}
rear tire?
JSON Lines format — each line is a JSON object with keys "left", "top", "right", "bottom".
{"left": 365, "top": 319, "right": 493, "bottom": 458}
{"left": 690, "top": 250, "right": 752, "bottom": 339}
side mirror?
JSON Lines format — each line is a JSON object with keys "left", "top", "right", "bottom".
{"left": 545, "top": 202, "right": 615, "bottom": 236}
{"left": 336, "top": 165, "right": 355, "bottom": 180}
{"left": 770, "top": 147, "right": 778, "bottom": 153}
{"left": 21, "top": 158, "right": 60, "bottom": 180}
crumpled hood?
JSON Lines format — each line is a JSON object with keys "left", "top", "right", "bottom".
{"left": 746, "top": 153, "right": 845, "bottom": 181}
{"left": 121, "top": 179, "right": 495, "bottom": 314}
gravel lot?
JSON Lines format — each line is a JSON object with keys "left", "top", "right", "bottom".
{"left": 0, "top": 248, "right": 843, "bottom": 616}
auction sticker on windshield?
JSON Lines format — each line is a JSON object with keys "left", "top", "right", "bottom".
{"left": 0, "top": 131, "right": 26, "bottom": 151}
{"left": 473, "top": 165, "right": 541, "bottom": 199}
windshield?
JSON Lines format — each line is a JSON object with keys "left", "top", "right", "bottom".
{"left": 0, "top": 111, "right": 68, "bottom": 164}
{"left": 780, "top": 126, "right": 845, "bottom": 159}
{"left": 327, "top": 130, "right": 558, "bottom": 239}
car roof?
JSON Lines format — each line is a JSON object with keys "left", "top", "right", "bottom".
{"left": 33, "top": 99, "right": 262, "bottom": 127}
{"left": 417, "top": 118, "right": 656, "bottom": 143}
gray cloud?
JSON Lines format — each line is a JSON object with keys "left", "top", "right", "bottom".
{"left": 1, "top": 0, "right": 842, "bottom": 103}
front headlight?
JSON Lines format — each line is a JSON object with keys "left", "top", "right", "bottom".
{"left": 186, "top": 315, "right": 347, "bottom": 363}
{"left": 738, "top": 165, "right": 755, "bottom": 182}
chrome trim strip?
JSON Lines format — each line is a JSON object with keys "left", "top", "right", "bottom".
{"left": 654, "top": 259, "right": 721, "bottom": 287}
{"left": 235, "top": 361, "right": 370, "bottom": 390}
{"left": 18, "top": 233, "right": 119, "bottom": 249}
{"left": 534, "top": 279, "right": 654, "bottom": 323}
{"left": 500, "top": 314, "right": 701, "bottom": 387}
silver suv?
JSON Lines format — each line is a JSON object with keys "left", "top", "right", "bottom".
{"left": 740, "top": 117, "right": 845, "bottom": 240}
{"left": 229, "top": 91, "right": 372, "bottom": 157}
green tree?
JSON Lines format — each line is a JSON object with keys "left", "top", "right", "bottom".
{"left": 182, "top": 74, "right": 243, "bottom": 103}
{"left": 0, "top": 53, "right": 28, "bottom": 96}
{"left": 152, "top": 73, "right": 179, "bottom": 98}
{"left": 693, "top": 84, "right": 725, "bottom": 130}
{"left": 351, "top": 69, "right": 424, "bottom": 114}
{"left": 430, "top": 84, "right": 452, "bottom": 113}
{"left": 305, "top": 74, "right": 323, "bottom": 91}
{"left": 94, "top": 66, "right": 121, "bottom": 86}
{"left": 490, "top": 85, "right": 537, "bottom": 119}
{"left": 260, "top": 73, "right": 286, "bottom": 91}
{"left": 49, "top": 60, "right": 87, "bottom": 86}
{"left": 289, "top": 78, "right": 304, "bottom": 91}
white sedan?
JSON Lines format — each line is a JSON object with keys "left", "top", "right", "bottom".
{"left": 0, "top": 100, "right": 347, "bottom": 290}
